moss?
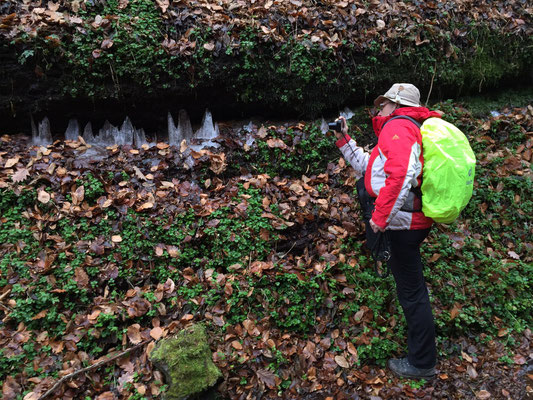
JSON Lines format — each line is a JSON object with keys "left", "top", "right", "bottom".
{"left": 4, "top": 17, "right": 532, "bottom": 119}
{"left": 454, "top": 87, "right": 533, "bottom": 118}
{"left": 150, "top": 324, "right": 222, "bottom": 400}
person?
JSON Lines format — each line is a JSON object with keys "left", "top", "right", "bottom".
{"left": 334, "top": 83, "right": 442, "bottom": 379}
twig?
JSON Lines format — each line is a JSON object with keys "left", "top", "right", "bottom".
{"left": 0, "top": 289, "right": 14, "bottom": 313}
{"left": 278, "top": 241, "right": 296, "bottom": 260}
{"left": 38, "top": 341, "right": 150, "bottom": 400}
{"left": 0, "top": 289, "right": 11, "bottom": 301}
{"left": 425, "top": 61, "right": 437, "bottom": 105}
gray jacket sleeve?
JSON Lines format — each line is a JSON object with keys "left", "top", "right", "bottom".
{"left": 337, "top": 136, "right": 370, "bottom": 178}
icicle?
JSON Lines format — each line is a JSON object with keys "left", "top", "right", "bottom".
{"left": 31, "top": 114, "right": 38, "bottom": 143}
{"left": 190, "top": 109, "right": 220, "bottom": 150}
{"left": 98, "top": 120, "right": 117, "bottom": 146}
{"left": 65, "top": 119, "right": 80, "bottom": 141}
{"left": 118, "top": 117, "right": 134, "bottom": 145}
{"left": 177, "top": 109, "right": 193, "bottom": 141}
{"left": 134, "top": 128, "right": 147, "bottom": 148}
{"left": 340, "top": 107, "right": 354, "bottom": 120}
{"left": 320, "top": 118, "right": 329, "bottom": 135}
{"left": 195, "top": 109, "right": 217, "bottom": 141}
{"left": 83, "top": 122, "right": 95, "bottom": 144}
{"left": 168, "top": 112, "right": 179, "bottom": 146}
{"left": 245, "top": 134, "right": 255, "bottom": 148}
{"left": 243, "top": 121, "right": 254, "bottom": 133}
{"left": 33, "top": 117, "right": 52, "bottom": 145}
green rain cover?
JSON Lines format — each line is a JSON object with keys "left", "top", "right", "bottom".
{"left": 420, "top": 118, "right": 476, "bottom": 223}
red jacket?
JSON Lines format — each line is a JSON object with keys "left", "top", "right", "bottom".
{"left": 337, "top": 107, "right": 441, "bottom": 230}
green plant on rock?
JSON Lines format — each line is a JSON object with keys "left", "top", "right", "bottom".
{"left": 82, "top": 172, "right": 105, "bottom": 204}
{"left": 64, "top": 0, "right": 169, "bottom": 97}
{"left": 254, "top": 122, "right": 338, "bottom": 177}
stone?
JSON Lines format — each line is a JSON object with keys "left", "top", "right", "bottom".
{"left": 149, "top": 324, "right": 222, "bottom": 400}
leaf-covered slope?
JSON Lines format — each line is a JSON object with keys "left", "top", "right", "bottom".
{"left": 0, "top": 101, "right": 531, "bottom": 399}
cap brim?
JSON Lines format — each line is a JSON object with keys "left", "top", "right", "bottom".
{"left": 373, "top": 95, "right": 388, "bottom": 107}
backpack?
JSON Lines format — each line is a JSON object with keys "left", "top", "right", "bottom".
{"left": 386, "top": 116, "right": 476, "bottom": 223}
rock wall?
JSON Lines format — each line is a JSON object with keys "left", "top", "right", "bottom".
{"left": 1, "top": 0, "right": 532, "bottom": 133}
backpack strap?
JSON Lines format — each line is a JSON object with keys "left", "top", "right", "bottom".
{"left": 382, "top": 115, "right": 421, "bottom": 130}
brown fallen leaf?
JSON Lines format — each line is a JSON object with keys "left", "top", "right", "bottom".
{"left": 72, "top": 185, "right": 85, "bottom": 205}
{"left": 12, "top": 168, "right": 29, "bottom": 183}
{"left": 450, "top": 304, "right": 461, "bottom": 319}
{"left": 136, "top": 202, "right": 154, "bottom": 211}
{"left": 31, "top": 309, "right": 48, "bottom": 320}
{"left": 167, "top": 246, "right": 179, "bottom": 258}
{"left": 461, "top": 351, "right": 473, "bottom": 363}
{"left": 37, "top": 189, "right": 51, "bottom": 204}
{"left": 4, "top": 156, "right": 19, "bottom": 168}
{"left": 101, "top": 38, "right": 114, "bottom": 49}
{"left": 476, "top": 390, "right": 491, "bottom": 399}
{"left": 231, "top": 340, "right": 243, "bottom": 350}
{"left": 289, "top": 182, "right": 304, "bottom": 195}
{"left": 181, "top": 314, "right": 193, "bottom": 321}
{"left": 256, "top": 369, "right": 277, "bottom": 389}
{"left": 95, "top": 391, "right": 115, "bottom": 400}
{"left": 155, "top": 0, "right": 169, "bottom": 12}
{"left": 467, "top": 364, "right": 478, "bottom": 379}
{"left": 127, "top": 324, "right": 142, "bottom": 344}
{"left": 74, "top": 267, "right": 90, "bottom": 288}
{"left": 133, "top": 166, "right": 147, "bottom": 181}
{"left": 513, "top": 354, "right": 526, "bottom": 365}
{"left": 1, "top": 375, "right": 21, "bottom": 400}
{"left": 22, "top": 392, "right": 39, "bottom": 400}
{"left": 150, "top": 327, "right": 164, "bottom": 340}
{"left": 266, "top": 138, "right": 287, "bottom": 149}
{"left": 335, "top": 355, "right": 350, "bottom": 368}
{"left": 209, "top": 153, "right": 226, "bottom": 174}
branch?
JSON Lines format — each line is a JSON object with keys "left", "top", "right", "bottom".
{"left": 38, "top": 340, "right": 150, "bottom": 400}
{"left": 425, "top": 61, "right": 437, "bottom": 105}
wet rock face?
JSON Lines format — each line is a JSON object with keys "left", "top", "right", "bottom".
{"left": 149, "top": 324, "right": 222, "bottom": 400}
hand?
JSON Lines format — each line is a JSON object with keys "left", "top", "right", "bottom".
{"left": 369, "top": 219, "right": 385, "bottom": 233}
{"left": 338, "top": 116, "right": 348, "bottom": 136}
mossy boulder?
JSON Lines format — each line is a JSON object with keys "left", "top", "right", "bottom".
{"left": 149, "top": 324, "right": 222, "bottom": 400}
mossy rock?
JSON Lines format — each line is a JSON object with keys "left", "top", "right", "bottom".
{"left": 149, "top": 324, "right": 222, "bottom": 400}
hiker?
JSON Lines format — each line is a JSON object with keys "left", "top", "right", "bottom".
{"left": 334, "top": 83, "right": 442, "bottom": 379}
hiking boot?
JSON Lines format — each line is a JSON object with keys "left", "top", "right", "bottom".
{"left": 388, "top": 357, "right": 436, "bottom": 379}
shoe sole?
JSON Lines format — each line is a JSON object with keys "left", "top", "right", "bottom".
{"left": 389, "top": 368, "right": 436, "bottom": 380}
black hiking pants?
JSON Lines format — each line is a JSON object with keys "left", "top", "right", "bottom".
{"left": 388, "top": 228, "right": 436, "bottom": 369}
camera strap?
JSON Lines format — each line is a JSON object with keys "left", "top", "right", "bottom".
{"left": 356, "top": 177, "right": 391, "bottom": 278}
{"left": 370, "top": 230, "right": 391, "bottom": 278}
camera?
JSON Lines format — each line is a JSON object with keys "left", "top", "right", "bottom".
{"left": 328, "top": 120, "right": 343, "bottom": 132}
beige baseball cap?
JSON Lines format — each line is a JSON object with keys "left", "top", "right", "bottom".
{"left": 374, "top": 83, "right": 421, "bottom": 107}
